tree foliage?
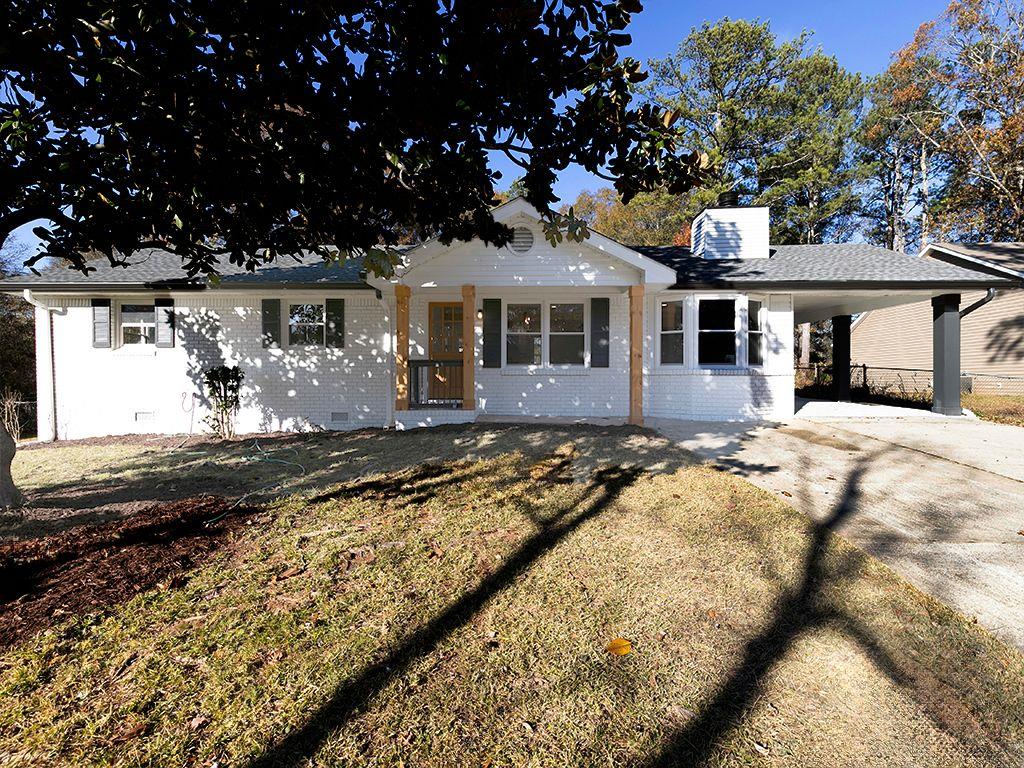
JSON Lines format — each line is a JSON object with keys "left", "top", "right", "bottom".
{"left": 0, "top": 239, "right": 34, "bottom": 400}
{"left": 646, "top": 19, "right": 865, "bottom": 244}
{"left": 560, "top": 187, "right": 694, "bottom": 245}
{"left": 1, "top": 0, "right": 709, "bottom": 278}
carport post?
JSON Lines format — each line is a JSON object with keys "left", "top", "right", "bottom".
{"left": 932, "top": 294, "right": 962, "bottom": 416}
{"left": 831, "top": 315, "right": 852, "bottom": 401}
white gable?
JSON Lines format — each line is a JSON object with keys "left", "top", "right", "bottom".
{"left": 395, "top": 198, "right": 676, "bottom": 288}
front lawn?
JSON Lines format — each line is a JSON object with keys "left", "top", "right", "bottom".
{"left": 2, "top": 427, "right": 1022, "bottom": 767}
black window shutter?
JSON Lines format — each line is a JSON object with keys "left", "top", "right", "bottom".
{"left": 482, "top": 298, "right": 501, "bottom": 368}
{"left": 155, "top": 298, "right": 175, "bottom": 348}
{"left": 261, "top": 298, "right": 281, "bottom": 348}
{"left": 91, "top": 299, "right": 111, "bottom": 348}
{"left": 590, "top": 297, "right": 610, "bottom": 368}
{"left": 326, "top": 298, "right": 345, "bottom": 348}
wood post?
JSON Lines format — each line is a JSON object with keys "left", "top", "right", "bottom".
{"left": 395, "top": 284, "right": 410, "bottom": 412}
{"left": 629, "top": 285, "right": 644, "bottom": 426}
{"left": 462, "top": 284, "right": 476, "bottom": 410}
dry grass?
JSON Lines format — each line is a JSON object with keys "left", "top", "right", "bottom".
{"left": 963, "top": 394, "right": 1024, "bottom": 427}
{"left": 1, "top": 432, "right": 1023, "bottom": 767}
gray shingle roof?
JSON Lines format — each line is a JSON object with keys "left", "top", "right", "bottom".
{"left": 633, "top": 243, "right": 1019, "bottom": 289}
{"left": 1, "top": 241, "right": 1015, "bottom": 292}
{"left": 0, "top": 248, "right": 374, "bottom": 290}
{"left": 928, "top": 242, "right": 1024, "bottom": 278}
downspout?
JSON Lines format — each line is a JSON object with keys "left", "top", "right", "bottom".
{"left": 960, "top": 289, "right": 997, "bottom": 319}
{"left": 22, "top": 290, "right": 61, "bottom": 442}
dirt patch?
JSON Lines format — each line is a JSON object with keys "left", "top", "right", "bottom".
{"left": 0, "top": 496, "right": 260, "bottom": 648}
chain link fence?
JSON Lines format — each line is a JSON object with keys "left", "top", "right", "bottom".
{"left": 795, "top": 364, "right": 1024, "bottom": 423}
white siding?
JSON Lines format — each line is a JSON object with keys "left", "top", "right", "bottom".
{"left": 39, "top": 291, "right": 391, "bottom": 440}
{"left": 692, "top": 207, "right": 770, "bottom": 260}
{"left": 402, "top": 222, "right": 643, "bottom": 288}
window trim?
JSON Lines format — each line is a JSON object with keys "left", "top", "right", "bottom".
{"left": 657, "top": 298, "right": 686, "bottom": 366}
{"left": 287, "top": 302, "right": 327, "bottom": 347}
{"left": 746, "top": 295, "right": 766, "bottom": 368}
{"left": 696, "top": 295, "right": 741, "bottom": 368}
{"left": 119, "top": 302, "right": 157, "bottom": 347}
{"left": 501, "top": 299, "right": 590, "bottom": 369}
{"left": 548, "top": 302, "right": 586, "bottom": 366}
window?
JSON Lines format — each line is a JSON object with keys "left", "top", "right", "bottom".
{"left": 698, "top": 299, "right": 737, "bottom": 365}
{"left": 748, "top": 299, "right": 764, "bottom": 366}
{"left": 289, "top": 303, "right": 325, "bottom": 345}
{"left": 121, "top": 304, "right": 155, "bottom": 345}
{"left": 659, "top": 300, "right": 684, "bottom": 364}
{"left": 506, "top": 303, "right": 541, "bottom": 364}
{"left": 549, "top": 303, "right": 584, "bottom": 365}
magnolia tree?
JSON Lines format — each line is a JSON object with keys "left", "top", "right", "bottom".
{"left": 0, "top": 0, "right": 711, "bottom": 505}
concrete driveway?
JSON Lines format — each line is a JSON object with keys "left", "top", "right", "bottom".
{"left": 651, "top": 408, "right": 1024, "bottom": 650}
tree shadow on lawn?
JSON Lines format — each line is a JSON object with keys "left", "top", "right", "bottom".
{"left": 245, "top": 463, "right": 643, "bottom": 768}
{"left": 9, "top": 424, "right": 699, "bottom": 540}
{"left": 637, "top": 448, "right": 1021, "bottom": 767}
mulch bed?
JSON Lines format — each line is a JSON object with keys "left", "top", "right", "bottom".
{"left": 0, "top": 495, "right": 260, "bottom": 649}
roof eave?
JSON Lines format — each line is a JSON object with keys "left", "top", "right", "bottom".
{"left": 669, "top": 278, "right": 1018, "bottom": 291}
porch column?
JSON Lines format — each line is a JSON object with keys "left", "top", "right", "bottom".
{"left": 629, "top": 285, "right": 644, "bottom": 426}
{"left": 462, "top": 284, "right": 476, "bottom": 410}
{"left": 932, "top": 294, "right": 962, "bottom": 416}
{"left": 395, "top": 284, "right": 411, "bottom": 412}
{"left": 832, "top": 314, "right": 851, "bottom": 401}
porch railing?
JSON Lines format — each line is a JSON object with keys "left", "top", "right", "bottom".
{"left": 409, "top": 359, "right": 464, "bottom": 409}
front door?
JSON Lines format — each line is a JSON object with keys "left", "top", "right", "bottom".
{"left": 428, "top": 302, "right": 464, "bottom": 402}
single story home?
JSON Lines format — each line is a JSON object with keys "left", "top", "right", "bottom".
{"left": 852, "top": 243, "right": 1024, "bottom": 392}
{"left": 0, "top": 198, "right": 1015, "bottom": 440}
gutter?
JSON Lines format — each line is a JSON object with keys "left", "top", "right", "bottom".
{"left": 21, "top": 290, "right": 63, "bottom": 442}
{"left": 960, "top": 288, "right": 998, "bottom": 318}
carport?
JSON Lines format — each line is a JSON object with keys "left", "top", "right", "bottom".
{"left": 793, "top": 286, "right": 1007, "bottom": 415}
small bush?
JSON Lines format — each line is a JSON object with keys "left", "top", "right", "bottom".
{"left": 203, "top": 365, "right": 244, "bottom": 439}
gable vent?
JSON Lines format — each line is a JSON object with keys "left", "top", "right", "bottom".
{"left": 510, "top": 227, "right": 534, "bottom": 254}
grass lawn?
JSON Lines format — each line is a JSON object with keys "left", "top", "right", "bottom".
{"left": 2, "top": 426, "right": 1023, "bottom": 767}
{"left": 962, "top": 393, "right": 1024, "bottom": 427}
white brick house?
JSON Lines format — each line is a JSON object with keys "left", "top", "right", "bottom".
{"left": 1, "top": 198, "right": 1012, "bottom": 440}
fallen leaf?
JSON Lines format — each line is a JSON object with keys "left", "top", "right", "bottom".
{"left": 606, "top": 637, "right": 632, "bottom": 656}
{"left": 780, "top": 490, "right": 793, "bottom": 498}
{"left": 275, "top": 565, "right": 304, "bottom": 581}
{"left": 190, "top": 714, "right": 210, "bottom": 731}
{"left": 428, "top": 540, "right": 445, "bottom": 558}
{"left": 754, "top": 742, "right": 770, "bottom": 756}
{"left": 115, "top": 720, "right": 149, "bottom": 742}
{"left": 1017, "top": 529, "right": 1024, "bottom": 537}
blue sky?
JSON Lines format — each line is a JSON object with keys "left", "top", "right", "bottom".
{"left": 491, "top": 0, "right": 948, "bottom": 203}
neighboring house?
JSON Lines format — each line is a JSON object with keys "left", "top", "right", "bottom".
{"left": 0, "top": 199, "right": 1014, "bottom": 440}
{"left": 852, "top": 243, "right": 1024, "bottom": 390}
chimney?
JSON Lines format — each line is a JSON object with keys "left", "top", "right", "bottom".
{"left": 691, "top": 201, "right": 769, "bottom": 260}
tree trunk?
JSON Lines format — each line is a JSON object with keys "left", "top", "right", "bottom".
{"left": 0, "top": 421, "right": 23, "bottom": 510}
{"left": 798, "top": 323, "right": 811, "bottom": 367}
{"left": 919, "top": 143, "right": 930, "bottom": 245}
